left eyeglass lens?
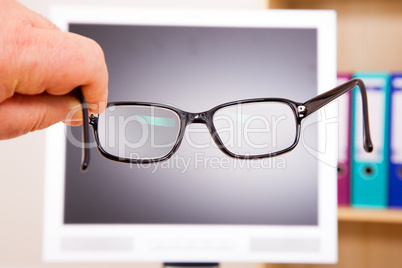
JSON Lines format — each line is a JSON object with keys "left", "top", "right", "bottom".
{"left": 97, "top": 105, "right": 181, "bottom": 160}
{"left": 212, "top": 101, "right": 297, "bottom": 156}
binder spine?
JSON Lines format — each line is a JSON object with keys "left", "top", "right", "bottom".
{"left": 337, "top": 74, "right": 352, "bottom": 206}
{"left": 389, "top": 74, "right": 402, "bottom": 207}
{"left": 351, "top": 73, "right": 391, "bottom": 208}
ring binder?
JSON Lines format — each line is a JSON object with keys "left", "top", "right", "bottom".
{"left": 351, "top": 73, "right": 391, "bottom": 208}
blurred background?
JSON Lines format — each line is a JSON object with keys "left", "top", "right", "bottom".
{"left": 1, "top": 0, "right": 402, "bottom": 268}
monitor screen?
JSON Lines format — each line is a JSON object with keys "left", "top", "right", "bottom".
{"left": 44, "top": 7, "right": 337, "bottom": 263}
{"left": 65, "top": 23, "right": 318, "bottom": 225}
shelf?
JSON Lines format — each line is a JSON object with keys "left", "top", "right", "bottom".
{"left": 268, "top": 0, "right": 402, "bottom": 72}
{"left": 338, "top": 207, "right": 402, "bottom": 224}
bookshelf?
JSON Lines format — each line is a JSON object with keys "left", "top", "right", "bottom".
{"left": 268, "top": 0, "right": 402, "bottom": 72}
{"left": 338, "top": 207, "right": 402, "bottom": 224}
{"left": 261, "top": 0, "right": 402, "bottom": 267}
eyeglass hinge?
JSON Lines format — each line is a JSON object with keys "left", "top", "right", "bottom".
{"left": 297, "top": 105, "right": 307, "bottom": 118}
{"left": 89, "top": 113, "right": 98, "bottom": 125}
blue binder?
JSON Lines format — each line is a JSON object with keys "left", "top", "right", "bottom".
{"left": 389, "top": 74, "right": 402, "bottom": 207}
{"left": 351, "top": 73, "right": 391, "bottom": 208}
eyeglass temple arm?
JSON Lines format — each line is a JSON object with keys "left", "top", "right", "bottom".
{"left": 302, "top": 78, "right": 373, "bottom": 153}
{"left": 76, "top": 87, "right": 90, "bottom": 171}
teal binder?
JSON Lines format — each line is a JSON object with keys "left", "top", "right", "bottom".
{"left": 351, "top": 73, "right": 391, "bottom": 208}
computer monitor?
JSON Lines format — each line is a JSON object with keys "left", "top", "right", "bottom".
{"left": 44, "top": 7, "right": 337, "bottom": 264}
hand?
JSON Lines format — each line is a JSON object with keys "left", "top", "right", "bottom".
{"left": 0, "top": 0, "right": 108, "bottom": 140}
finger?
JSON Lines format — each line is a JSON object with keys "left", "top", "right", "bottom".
{"left": 12, "top": 28, "right": 108, "bottom": 114}
{"left": 16, "top": 1, "right": 60, "bottom": 30}
{"left": 0, "top": 93, "right": 83, "bottom": 140}
{"left": 28, "top": 11, "right": 60, "bottom": 30}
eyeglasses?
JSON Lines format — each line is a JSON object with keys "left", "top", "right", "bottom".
{"left": 76, "top": 78, "right": 373, "bottom": 170}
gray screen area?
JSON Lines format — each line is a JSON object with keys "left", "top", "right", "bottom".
{"left": 64, "top": 24, "right": 318, "bottom": 225}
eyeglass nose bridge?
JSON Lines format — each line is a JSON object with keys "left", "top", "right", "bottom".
{"left": 186, "top": 111, "right": 210, "bottom": 124}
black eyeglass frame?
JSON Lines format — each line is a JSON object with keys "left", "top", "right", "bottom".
{"left": 77, "top": 78, "right": 373, "bottom": 170}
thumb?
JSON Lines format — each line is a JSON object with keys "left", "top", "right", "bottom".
{"left": 0, "top": 93, "right": 83, "bottom": 140}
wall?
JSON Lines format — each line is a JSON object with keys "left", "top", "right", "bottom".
{"left": 0, "top": 1, "right": 265, "bottom": 267}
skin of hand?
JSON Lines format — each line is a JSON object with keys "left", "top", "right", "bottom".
{"left": 0, "top": 0, "right": 108, "bottom": 140}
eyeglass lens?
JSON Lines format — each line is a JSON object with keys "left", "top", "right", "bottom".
{"left": 213, "top": 102, "right": 297, "bottom": 156}
{"left": 97, "top": 105, "right": 181, "bottom": 160}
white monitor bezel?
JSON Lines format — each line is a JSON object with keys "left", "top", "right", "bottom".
{"left": 44, "top": 6, "right": 337, "bottom": 264}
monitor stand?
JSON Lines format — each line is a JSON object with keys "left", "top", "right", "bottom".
{"left": 164, "top": 263, "right": 219, "bottom": 268}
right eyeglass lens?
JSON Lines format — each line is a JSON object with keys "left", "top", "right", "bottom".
{"left": 97, "top": 105, "right": 181, "bottom": 160}
{"left": 212, "top": 101, "right": 297, "bottom": 157}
